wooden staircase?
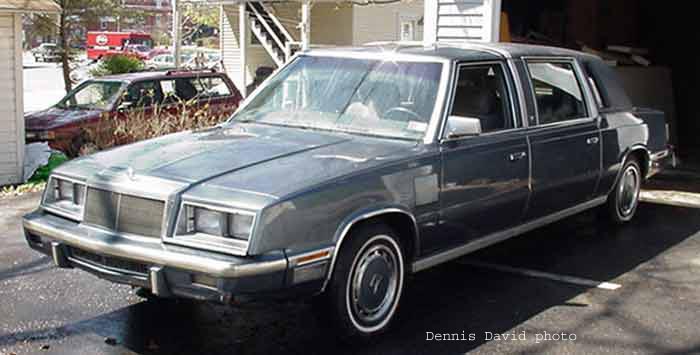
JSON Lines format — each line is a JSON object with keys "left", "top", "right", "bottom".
{"left": 247, "top": 2, "right": 300, "bottom": 66}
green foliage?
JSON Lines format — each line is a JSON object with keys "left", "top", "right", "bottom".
{"left": 90, "top": 54, "right": 144, "bottom": 77}
{"left": 1, "top": 152, "right": 67, "bottom": 197}
{"left": 181, "top": 3, "right": 220, "bottom": 43}
{"left": 28, "top": 153, "right": 69, "bottom": 184}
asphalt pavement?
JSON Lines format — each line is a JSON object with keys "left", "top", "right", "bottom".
{"left": 1, "top": 177, "right": 700, "bottom": 355}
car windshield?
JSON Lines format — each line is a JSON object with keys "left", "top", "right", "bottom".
{"left": 56, "top": 81, "right": 123, "bottom": 110}
{"left": 230, "top": 55, "right": 443, "bottom": 140}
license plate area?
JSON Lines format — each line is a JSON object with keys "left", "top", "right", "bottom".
{"left": 69, "top": 247, "right": 149, "bottom": 276}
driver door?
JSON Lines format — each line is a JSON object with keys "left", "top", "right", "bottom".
{"left": 428, "top": 62, "right": 530, "bottom": 254}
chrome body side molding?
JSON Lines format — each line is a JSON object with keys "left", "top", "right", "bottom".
{"left": 412, "top": 196, "right": 607, "bottom": 273}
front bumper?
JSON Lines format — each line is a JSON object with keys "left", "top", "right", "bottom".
{"left": 23, "top": 211, "right": 327, "bottom": 303}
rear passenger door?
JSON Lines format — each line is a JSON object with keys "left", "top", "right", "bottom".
{"left": 523, "top": 59, "right": 602, "bottom": 220}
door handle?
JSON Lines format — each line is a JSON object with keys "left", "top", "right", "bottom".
{"left": 508, "top": 151, "right": 527, "bottom": 162}
{"left": 586, "top": 137, "right": 600, "bottom": 145}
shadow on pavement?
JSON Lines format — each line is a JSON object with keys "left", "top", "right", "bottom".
{"left": 0, "top": 256, "right": 51, "bottom": 282}
{"left": 2, "top": 203, "right": 699, "bottom": 354}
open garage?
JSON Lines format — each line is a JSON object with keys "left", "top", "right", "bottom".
{"left": 501, "top": 0, "right": 697, "bottom": 164}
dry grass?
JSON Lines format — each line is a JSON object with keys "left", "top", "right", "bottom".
{"left": 0, "top": 182, "right": 46, "bottom": 199}
{"left": 81, "top": 96, "right": 233, "bottom": 155}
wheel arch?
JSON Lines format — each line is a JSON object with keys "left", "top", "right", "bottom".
{"left": 607, "top": 145, "right": 650, "bottom": 197}
{"left": 623, "top": 145, "right": 651, "bottom": 180}
{"left": 321, "top": 206, "right": 420, "bottom": 293}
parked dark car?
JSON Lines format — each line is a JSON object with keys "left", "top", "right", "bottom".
{"left": 25, "top": 70, "right": 242, "bottom": 156}
{"left": 23, "top": 43, "right": 673, "bottom": 340}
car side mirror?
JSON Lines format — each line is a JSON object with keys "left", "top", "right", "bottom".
{"left": 445, "top": 115, "right": 482, "bottom": 139}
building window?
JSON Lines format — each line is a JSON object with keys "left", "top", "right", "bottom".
{"left": 400, "top": 21, "right": 415, "bottom": 41}
{"left": 399, "top": 15, "right": 423, "bottom": 41}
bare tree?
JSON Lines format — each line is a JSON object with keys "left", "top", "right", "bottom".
{"left": 26, "top": 0, "right": 121, "bottom": 93}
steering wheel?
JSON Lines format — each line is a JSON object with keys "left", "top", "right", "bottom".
{"left": 383, "top": 107, "right": 422, "bottom": 122}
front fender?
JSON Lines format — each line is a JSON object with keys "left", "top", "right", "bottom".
{"left": 250, "top": 154, "right": 439, "bottom": 256}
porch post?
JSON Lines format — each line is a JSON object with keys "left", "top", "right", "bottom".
{"left": 300, "top": 0, "right": 311, "bottom": 50}
{"left": 485, "top": 0, "right": 502, "bottom": 42}
{"left": 239, "top": 2, "right": 248, "bottom": 97}
{"left": 172, "top": 0, "right": 182, "bottom": 67}
{"left": 423, "top": 0, "right": 438, "bottom": 45}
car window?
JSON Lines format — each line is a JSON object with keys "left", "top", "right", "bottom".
{"left": 123, "top": 81, "right": 161, "bottom": 108}
{"left": 57, "top": 81, "right": 123, "bottom": 110}
{"left": 527, "top": 62, "right": 588, "bottom": 125}
{"left": 159, "top": 78, "right": 199, "bottom": 103}
{"left": 189, "top": 76, "right": 232, "bottom": 98}
{"left": 235, "top": 56, "right": 442, "bottom": 140}
{"left": 450, "top": 64, "right": 513, "bottom": 133}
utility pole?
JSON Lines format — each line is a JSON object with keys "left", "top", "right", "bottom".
{"left": 172, "top": 0, "right": 182, "bottom": 67}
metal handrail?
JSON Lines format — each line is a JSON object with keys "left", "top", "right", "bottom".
{"left": 258, "top": 2, "right": 296, "bottom": 47}
{"left": 247, "top": 4, "right": 286, "bottom": 60}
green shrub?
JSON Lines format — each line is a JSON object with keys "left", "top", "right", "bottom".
{"left": 28, "top": 153, "right": 69, "bottom": 184}
{"left": 90, "top": 54, "right": 144, "bottom": 77}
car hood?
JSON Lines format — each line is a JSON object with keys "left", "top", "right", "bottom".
{"left": 58, "top": 123, "right": 418, "bottom": 201}
{"left": 25, "top": 107, "right": 104, "bottom": 131}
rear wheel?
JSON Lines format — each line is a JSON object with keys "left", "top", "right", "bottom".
{"left": 603, "top": 158, "right": 642, "bottom": 224}
{"left": 317, "top": 222, "right": 405, "bottom": 340}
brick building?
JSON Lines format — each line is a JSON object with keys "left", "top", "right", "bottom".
{"left": 93, "top": 0, "right": 172, "bottom": 36}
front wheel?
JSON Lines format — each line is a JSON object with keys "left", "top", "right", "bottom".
{"left": 603, "top": 158, "right": 642, "bottom": 224}
{"left": 317, "top": 222, "right": 405, "bottom": 340}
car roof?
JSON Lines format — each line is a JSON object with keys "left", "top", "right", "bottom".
{"left": 98, "top": 70, "right": 224, "bottom": 83}
{"left": 307, "top": 42, "right": 599, "bottom": 62}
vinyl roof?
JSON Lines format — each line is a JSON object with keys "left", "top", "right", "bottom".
{"left": 0, "top": 0, "right": 61, "bottom": 13}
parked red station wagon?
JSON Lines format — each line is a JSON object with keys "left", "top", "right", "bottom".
{"left": 25, "top": 70, "right": 242, "bottom": 156}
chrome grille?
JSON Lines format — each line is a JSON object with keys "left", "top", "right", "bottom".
{"left": 84, "top": 188, "right": 165, "bottom": 238}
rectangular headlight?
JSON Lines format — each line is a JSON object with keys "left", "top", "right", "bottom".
{"left": 228, "top": 213, "right": 254, "bottom": 240}
{"left": 43, "top": 176, "right": 86, "bottom": 220}
{"left": 177, "top": 204, "right": 254, "bottom": 241}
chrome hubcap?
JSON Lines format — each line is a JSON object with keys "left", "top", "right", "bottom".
{"left": 348, "top": 239, "right": 400, "bottom": 328}
{"left": 618, "top": 165, "right": 640, "bottom": 217}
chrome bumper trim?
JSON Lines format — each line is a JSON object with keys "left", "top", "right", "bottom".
{"left": 648, "top": 148, "right": 675, "bottom": 178}
{"left": 23, "top": 211, "right": 287, "bottom": 279}
{"left": 650, "top": 149, "right": 671, "bottom": 162}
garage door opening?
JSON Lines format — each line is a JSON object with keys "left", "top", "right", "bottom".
{"left": 502, "top": 0, "right": 698, "bottom": 166}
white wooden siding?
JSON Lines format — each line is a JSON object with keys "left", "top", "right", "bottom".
{"left": 221, "top": 5, "right": 275, "bottom": 92}
{"left": 426, "top": 0, "right": 501, "bottom": 43}
{"left": 0, "top": 13, "right": 22, "bottom": 186}
{"left": 351, "top": 0, "right": 423, "bottom": 45}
